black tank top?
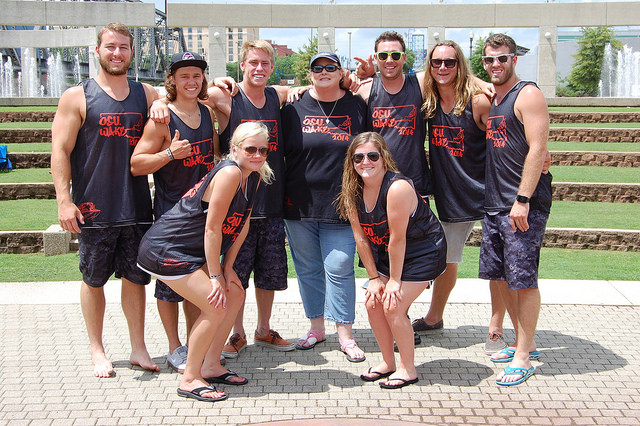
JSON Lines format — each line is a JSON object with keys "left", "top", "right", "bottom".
{"left": 219, "top": 86, "right": 284, "bottom": 217}
{"left": 428, "top": 98, "right": 486, "bottom": 222}
{"left": 137, "top": 159, "right": 259, "bottom": 276}
{"left": 368, "top": 74, "right": 431, "bottom": 195}
{"left": 357, "top": 171, "right": 446, "bottom": 282}
{"left": 71, "top": 79, "right": 152, "bottom": 227}
{"left": 485, "top": 81, "right": 552, "bottom": 213}
{"left": 154, "top": 102, "right": 215, "bottom": 218}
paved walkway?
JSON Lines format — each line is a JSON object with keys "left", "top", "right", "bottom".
{"left": 1, "top": 278, "right": 639, "bottom": 425}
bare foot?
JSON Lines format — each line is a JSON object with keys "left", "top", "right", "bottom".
{"left": 91, "top": 351, "right": 114, "bottom": 378}
{"left": 130, "top": 349, "right": 159, "bottom": 372}
{"left": 179, "top": 379, "right": 227, "bottom": 401}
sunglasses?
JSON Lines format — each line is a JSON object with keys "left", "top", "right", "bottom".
{"left": 482, "top": 53, "right": 515, "bottom": 65}
{"left": 242, "top": 145, "right": 270, "bottom": 157}
{"left": 311, "top": 64, "right": 340, "bottom": 73}
{"left": 353, "top": 151, "right": 381, "bottom": 164}
{"left": 375, "top": 51, "right": 404, "bottom": 61}
{"left": 430, "top": 58, "right": 458, "bottom": 69}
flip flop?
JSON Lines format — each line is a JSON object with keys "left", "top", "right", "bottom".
{"left": 379, "top": 377, "right": 419, "bottom": 389}
{"left": 490, "top": 347, "right": 541, "bottom": 363}
{"left": 204, "top": 370, "right": 248, "bottom": 386}
{"left": 177, "top": 386, "right": 228, "bottom": 402}
{"left": 340, "top": 339, "right": 366, "bottom": 363}
{"left": 360, "top": 367, "right": 396, "bottom": 382}
{"left": 296, "top": 329, "right": 325, "bottom": 350}
{"left": 496, "top": 365, "right": 535, "bottom": 386}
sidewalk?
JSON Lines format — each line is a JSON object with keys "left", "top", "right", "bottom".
{"left": 1, "top": 279, "right": 639, "bottom": 425}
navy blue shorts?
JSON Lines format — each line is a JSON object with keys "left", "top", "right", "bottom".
{"left": 232, "top": 217, "right": 288, "bottom": 291}
{"left": 478, "top": 210, "right": 548, "bottom": 290}
{"left": 78, "top": 224, "right": 151, "bottom": 288}
{"left": 155, "top": 279, "right": 184, "bottom": 303}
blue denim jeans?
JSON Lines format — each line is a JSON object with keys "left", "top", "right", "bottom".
{"left": 284, "top": 220, "right": 356, "bottom": 325}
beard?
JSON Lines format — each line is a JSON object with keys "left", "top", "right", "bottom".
{"left": 99, "top": 56, "right": 130, "bottom": 76}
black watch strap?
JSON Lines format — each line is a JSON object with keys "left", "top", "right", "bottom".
{"left": 516, "top": 194, "right": 530, "bottom": 203}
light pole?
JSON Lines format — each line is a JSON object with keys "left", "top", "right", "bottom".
{"left": 347, "top": 31, "right": 352, "bottom": 71}
{"left": 468, "top": 30, "right": 474, "bottom": 67}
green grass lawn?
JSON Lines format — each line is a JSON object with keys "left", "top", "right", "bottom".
{"left": 550, "top": 165, "right": 640, "bottom": 183}
{"left": 0, "top": 168, "right": 52, "bottom": 182}
{"left": 3, "top": 143, "right": 51, "bottom": 153}
{"left": 1, "top": 246, "right": 638, "bottom": 282}
{"left": 0, "top": 122, "right": 52, "bottom": 129}
{"left": 547, "top": 201, "right": 640, "bottom": 230}
{"left": 0, "top": 106, "right": 57, "bottom": 112}
{"left": 548, "top": 142, "right": 640, "bottom": 152}
{"left": 0, "top": 199, "right": 59, "bottom": 230}
{"left": 550, "top": 122, "right": 640, "bottom": 128}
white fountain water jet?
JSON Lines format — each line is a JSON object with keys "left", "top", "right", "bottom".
{"left": 73, "top": 53, "right": 82, "bottom": 84}
{"left": 21, "top": 48, "right": 39, "bottom": 97}
{"left": 47, "top": 51, "right": 65, "bottom": 97}
{"left": 599, "top": 43, "right": 640, "bottom": 97}
{"left": 1, "top": 57, "right": 15, "bottom": 97}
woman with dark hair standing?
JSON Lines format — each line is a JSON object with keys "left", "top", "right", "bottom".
{"left": 282, "top": 52, "right": 368, "bottom": 363}
{"left": 337, "top": 132, "right": 447, "bottom": 389}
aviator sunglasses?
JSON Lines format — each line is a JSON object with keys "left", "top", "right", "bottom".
{"left": 482, "top": 53, "right": 515, "bottom": 65}
{"left": 242, "top": 145, "right": 270, "bottom": 157}
{"left": 430, "top": 58, "right": 458, "bottom": 69}
{"left": 311, "top": 64, "right": 340, "bottom": 73}
{"left": 375, "top": 51, "right": 404, "bottom": 61}
{"left": 353, "top": 151, "right": 381, "bottom": 164}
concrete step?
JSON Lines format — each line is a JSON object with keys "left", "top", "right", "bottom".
{"left": 2, "top": 227, "right": 638, "bottom": 254}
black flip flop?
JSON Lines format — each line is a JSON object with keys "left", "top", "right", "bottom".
{"left": 379, "top": 377, "right": 419, "bottom": 389}
{"left": 204, "top": 370, "right": 248, "bottom": 386}
{"left": 177, "top": 386, "right": 228, "bottom": 402}
{"left": 360, "top": 367, "right": 396, "bottom": 382}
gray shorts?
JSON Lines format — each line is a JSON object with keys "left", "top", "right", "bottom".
{"left": 78, "top": 224, "right": 151, "bottom": 288}
{"left": 440, "top": 221, "right": 476, "bottom": 263}
{"left": 478, "top": 210, "right": 548, "bottom": 290}
{"left": 232, "top": 217, "right": 288, "bottom": 291}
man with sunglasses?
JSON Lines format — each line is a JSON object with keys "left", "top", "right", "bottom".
{"left": 480, "top": 34, "right": 551, "bottom": 386}
{"left": 354, "top": 31, "right": 431, "bottom": 197}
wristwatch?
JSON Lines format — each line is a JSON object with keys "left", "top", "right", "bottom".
{"left": 516, "top": 194, "right": 530, "bottom": 203}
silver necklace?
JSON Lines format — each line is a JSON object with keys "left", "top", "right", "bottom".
{"left": 315, "top": 96, "right": 338, "bottom": 124}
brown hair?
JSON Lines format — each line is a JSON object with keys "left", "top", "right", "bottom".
{"left": 483, "top": 33, "right": 517, "bottom": 55}
{"left": 421, "top": 40, "right": 480, "bottom": 118}
{"left": 336, "top": 132, "right": 399, "bottom": 220}
{"left": 97, "top": 23, "right": 133, "bottom": 48}
{"left": 374, "top": 31, "right": 406, "bottom": 53}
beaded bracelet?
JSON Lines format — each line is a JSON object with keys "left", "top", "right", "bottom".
{"left": 166, "top": 147, "right": 174, "bottom": 161}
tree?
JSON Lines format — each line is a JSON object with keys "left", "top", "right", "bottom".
{"left": 225, "top": 62, "right": 241, "bottom": 82}
{"left": 568, "top": 26, "right": 622, "bottom": 96}
{"left": 403, "top": 50, "right": 416, "bottom": 72}
{"left": 292, "top": 35, "right": 318, "bottom": 86}
{"left": 470, "top": 35, "right": 490, "bottom": 82}
{"left": 268, "top": 54, "right": 296, "bottom": 85}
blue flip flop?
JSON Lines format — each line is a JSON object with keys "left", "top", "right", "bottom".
{"left": 496, "top": 365, "right": 535, "bottom": 386}
{"left": 491, "top": 347, "right": 541, "bottom": 363}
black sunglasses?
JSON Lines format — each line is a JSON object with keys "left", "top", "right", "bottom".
{"left": 353, "top": 151, "right": 381, "bottom": 164}
{"left": 482, "top": 53, "right": 515, "bottom": 65}
{"left": 430, "top": 58, "right": 458, "bottom": 69}
{"left": 242, "top": 145, "right": 270, "bottom": 157}
{"left": 311, "top": 64, "right": 340, "bottom": 73}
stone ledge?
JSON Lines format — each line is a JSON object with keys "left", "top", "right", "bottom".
{"left": 549, "top": 127, "right": 640, "bottom": 142}
{"left": 0, "top": 183, "right": 56, "bottom": 200}
{"left": 0, "top": 111, "right": 55, "bottom": 123}
{"left": 7, "top": 152, "right": 51, "bottom": 168}
{"left": 549, "top": 111, "right": 640, "bottom": 123}
{"left": 467, "top": 227, "right": 640, "bottom": 252}
{"left": 0, "top": 129, "right": 51, "bottom": 144}
{"left": 551, "top": 151, "right": 640, "bottom": 167}
{"left": 0, "top": 231, "right": 43, "bottom": 254}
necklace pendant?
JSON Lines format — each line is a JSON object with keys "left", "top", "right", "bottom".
{"left": 325, "top": 118, "right": 329, "bottom": 123}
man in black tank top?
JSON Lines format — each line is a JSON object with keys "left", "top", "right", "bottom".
{"left": 51, "top": 24, "right": 160, "bottom": 378}
{"left": 479, "top": 34, "right": 551, "bottom": 387}
{"left": 131, "top": 52, "right": 219, "bottom": 374}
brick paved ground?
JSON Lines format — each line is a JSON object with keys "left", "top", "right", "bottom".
{"left": 1, "top": 282, "right": 639, "bottom": 425}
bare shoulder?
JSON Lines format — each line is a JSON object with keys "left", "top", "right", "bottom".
{"left": 388, "top": 178, "right": 415, "bottom": 200}
{"left": 515, "top": 84, "right": 548, "bottom": 118}
{"left": 207, "top": 85, "right": 232, "bottom": 107}
{"left": 141, "top": 82, "right": 159, "bottom": 107}
{"left": 472, "top": 92, "right": 492, "bottom": 110}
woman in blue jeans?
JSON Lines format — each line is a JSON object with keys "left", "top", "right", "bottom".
{"left": 281, "top": 52, "right": 368, "bottom": 362}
